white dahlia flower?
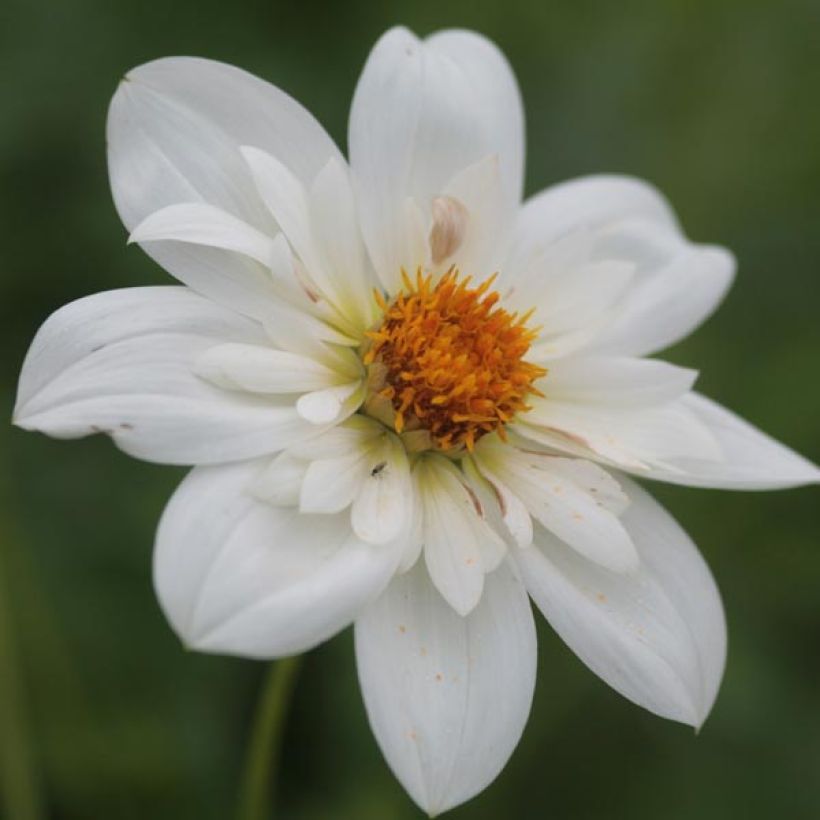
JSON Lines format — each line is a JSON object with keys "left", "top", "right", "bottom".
{"left": 14, "top": 26, "right": 819, "bottom": 815}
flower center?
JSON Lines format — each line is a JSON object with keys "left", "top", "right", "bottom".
{"left": 363, "top": 268, "right": 546, "bottom": 452}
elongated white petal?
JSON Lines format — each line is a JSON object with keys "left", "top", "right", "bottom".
{"left": 355, "top": 560, "right": 536, "bottom": 815}
{"left": 262, "top": 302, "right": 360, "bottom": 362}
{"left": 424, "top": 29, "right": 524, "bottom": 207}
{"left": 538, "top": 457, "right": 631, "bottom": 515}
{"left": 590, "top": 243, "right": 735, "bottom": 357}
{"left": 464, "top": 457, "right": 533, "bottom": 548}
{"left": 129, "top": 202, "right": 278, "bottom": 268}
{"left": 296, "top": 381, "right": 363, "bottom": 425}
{"left": 505, "top": 226, "right": 634, "bottom": 346}
{"left": 476, "top": 444, "right": 638, "bottom": 573}
{"left": 299, "top": 449, "right": 369, "bottom": 514}
{"left": 523, "top": 261, "right": 636, "bottom": 357}
{"left": 461, "top": 457, "right": 529, "bottom": 549}
{"left": 396, "top": 474, "right": 425, "bottom": 573}
{"left": 439, "top": 154, "right": 509, "bottom": 278}
{"left": 519, "top": 395, "right": 721, "bottom": 472}
{"left": 288, "top": 415, "right": 383, "bottom": 460}
{"left": 239, "top": 146, "right": 334, "bottom": 298}
{"left": 543, "top": 357, "right": 698, "bottom": 408}
{"left": 637, "top": 393, "right": 820, "bottom": 489}
{"left": 195, "top": 343, "right": 348, "bottom": 394}
{"left": 508, "top": 176, "right": 734, "bottom": 356}
{"left": 13, "top": 288, "right": 325, "bottom": 465}
{"left": 351, "top": 434, "right": 413, "bottom": 546}
{"left": 108, "top": 57, "right": 341, "bottom": 317}
{"left": 509, "top": 175, "right": 676, "bottom": 267}
{"left": 155, "top": 460, "right": 400, "bottom": 658}
{"left": 309, "top": 158, "right": 378, "bottom": 329}
{"left": 417, "top": 457, "right": 506, "bottom": 615}
{"left": 516, "top": 478, "right": 726, "bottom": 727}
{"left": 250, "top": 450, "right": 308, "bottom": 506}
{"left": 15, "top": 287, "right": 255, "bottom": 406}
{"left": 350, "top": 26, "right": 523, "bottom": 285}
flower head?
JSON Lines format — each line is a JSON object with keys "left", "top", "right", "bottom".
{"left": 364, "top": 267, "right": 546, "bottom": 450}
{"left": 13, "top": 26, "right": 820, "bottom": 815}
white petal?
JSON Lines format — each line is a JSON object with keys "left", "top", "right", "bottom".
{"left": 351, "top": 434, "right": 414, "bottom": 546}
{"left": 417, "top": 456, "right": 506, "bottom": 616}
{"left": 250, "top": 450, "right": 308, "bottom": 506}
{"left": 508, "top": 176, "right": 734, "bottom": 356}
{"left": 13, "top": 288, "right": 324, "bottom": 465}
{"left": 350, "top": 27, "right": 523, "bottom": 285}
{"left": 508, "top": 175, "right": 677, "bottom": 273}
{"left": 637, "top": 392, "right": 820, "bottom": 489}
{"left": 354, "top": 560, "right": 536, "bottom": 815}
{"left": 590, "top": 243, "right": 735, "bottom": 357}
{"left": 155, "top": 460, "right": 400, "bottom": 658}
{"left": 519, "top": 395, "right": 722, "bottom": 472}
{"left": 516, "top": 478, "right": 726, "bottom": 727}
{"left": 309, "top": 158, "right": 378, "bottom": 329}
{"left": 194, "top": 342, "right": 351, "bottom": 394}
{"left": 475, "top": 443, "right": 638, "bottom": 573}
{"left": 128, "top": 202, "right": 278, "bottom": 268}
{"left": 296, "top": 381, "right": 363, "bottom": 425}
{"left": 108, "top": 57, "right": 341, "bottom": 317}
{"left": 287, "top": 415, "right": 383, "bottom": 460}
{"left": 439, "top": 154, "right": 509, "bottom": 278}
{"left": 522, "top": 261, "right": 636, "bottom": 358}
{"left": 463, "top": 456, "right": 533, "bottom": 548}
{"left": 461, "top": 456, "right": 530, "bottom": 549}
{"left": 537, "top": 457, "right": 630, "bottom": 515}
{"left": 262, "top": 302, "right": 359, "bottom": 362}
{"left": 505, "top": 226, "right": 634, "bottom": 346}
{"left": 299, "top": 449, "right": 369, "bottom": 514}
{"left": 542, "top": 357, "right": 698, "bottom": 408}
{"left": 239, "top": 146, "right": 340, "bottom": 305}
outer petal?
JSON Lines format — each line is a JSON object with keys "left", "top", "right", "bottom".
{"left": 507, "top": 176, "right": 734, "bottom": 356}
{"left": 349, "top": 27, "right": 523, "bottom": 285}
{"left": 516, "top": 478, "right": 726, "bottom": 727}
{"left": 590, "top": 243, "right": 735, "bottom": 357}
{"left": 154, "top": 459, "right": 401, "bottom": 658}
{"left": 108, "top": 57, "right": 342, "bottom": 317}
{"left": 517, "top": 395, "right": 722, "bottom": 472}
{"left": 636, "top": 393, "right": 820, "bottom": 489}
{"left": 13, "top": 288, "right": 325, "bottom": 465}
{"left": 539, "top": 356, "right": 698, "bottom": 407}
{"left": 355, "top": 560, "right": 536, "bottom": 815}
{"left": 508, "top": 175, "right": 677, "bottom": 270}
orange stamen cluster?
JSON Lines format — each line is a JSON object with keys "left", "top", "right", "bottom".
{"left": 363, "top": 268, "right": 546, "bottom": 452}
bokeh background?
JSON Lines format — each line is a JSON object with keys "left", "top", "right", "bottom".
{"left": 2, "top": 0, "right": 820, "bottom": 818}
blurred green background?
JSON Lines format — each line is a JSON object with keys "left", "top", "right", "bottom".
{"left": 2, "top": 0, "right": 819, "bottom": 817}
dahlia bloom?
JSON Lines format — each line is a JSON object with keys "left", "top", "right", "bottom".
{"left": 14, "top": 26, "right": 819, "bottom": 814}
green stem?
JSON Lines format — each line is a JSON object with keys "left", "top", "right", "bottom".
{"left": 236, "top": 656, "right": 302, "bottom": 820}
